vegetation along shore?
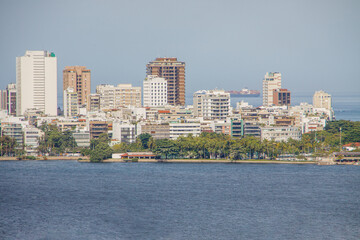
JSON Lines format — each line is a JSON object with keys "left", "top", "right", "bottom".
{"left": 0, "top": 120, "right": 358, "bottom": 164}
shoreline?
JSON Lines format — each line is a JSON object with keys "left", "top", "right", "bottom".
{"left": 0, "top": 156, "right": 89, "bottom": 161}
{"left": 93, "top": 159, "right": 317, "bottom": 164}
{"left": 0, "top": 157, "right": 315, "bottom": 164}
{"left": 1, "top": 157, "right": 357, "bottom": 165}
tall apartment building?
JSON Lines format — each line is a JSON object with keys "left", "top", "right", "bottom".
{"left": 146, "top": 57, "right": 185, "bottom": 106}
{"left": 313, "top": 90, "right": 332, "bottom": 110}
{"left": 63, "top": 87, "right": 78, "bottom": 117}
{"left": 16, "top": 50, "right": 57, "bottom": 116}
{"left": 6, "top": 84, "right": 17, "bottom": 116}
{"left": 193, "top": 90, "right": 230, "bottom": 120}
{"left": 273, "top": 88, "right": 291, "bottom": 106}
{"left": 0, "top": 84, "right": 16, "bottom": 115}
{"left": 96, "top": 84, "right": 141, "bottom": 110}
{"left": 143, "top": 75, "right": 168, "bottom": 107}
{"left": 63, "top": 66, "right": 91, "bottom": 107}
{"left": 0, "top": 90, "right": 6, "bottom": 111}
{"left": 263, "top": 72, "right": 282, "bottom": 106}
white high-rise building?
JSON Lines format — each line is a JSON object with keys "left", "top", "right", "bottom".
{"left": 262, "top": 72, "right": 282, "bottom": 106}
{"left": 313, "top": 90, "right": 332, "bottom": 110}
{"left": 193, "top": 89, "right": 230, "bottom": 120}
{"left": 143, "top": 75, "right": 168, "bottom": 107}
{"left": 63, "top": 87, "right": 78, "bottom": 117}
{"left": 16, "top": 50, "right": 57, "bottom": 116}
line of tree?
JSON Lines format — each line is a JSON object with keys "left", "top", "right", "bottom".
{"left": 111, "top": 120, "right": 360, "bottom": 160}
{"left": 37, "top": 124, "right": 77, "bottom": 156}
{"left": 80, "top": 133, "right": 113, "bottom": 162}
{"left": 3, "top": 120, "right": 356, "bottom": 161}
{"left": 0, "top": 135, "right": 18, "bottom": 156}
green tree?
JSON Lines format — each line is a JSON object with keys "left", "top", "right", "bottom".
{"left": 0, "top": 136, "right": 18, "bottom": 156}
{"left": 154, "top": 139, "right": 179, "bottom": 159}
{"left": 138, "top": 133, "right": 152, "bottom": 149}
{"left": 90, "top": 142, "right": 113, "bottom": 162}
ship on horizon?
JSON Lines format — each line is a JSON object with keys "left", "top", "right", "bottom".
{"left": 226, "top": 88, "right": 260, "bottom": 97}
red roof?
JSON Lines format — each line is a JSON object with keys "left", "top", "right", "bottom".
{"left": 343, "top": 142, "right": 360, "bottom": 147}
{"left": 120, "top": 153, "right": 156, "bottom": 157}
{"left": 158, "top": 110, "right": 171, "bottom": 114}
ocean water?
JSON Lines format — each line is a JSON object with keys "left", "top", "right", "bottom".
{"left": 1, "top": 161, "right": 359, "bottom": 240}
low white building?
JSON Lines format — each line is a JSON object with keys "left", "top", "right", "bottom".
{"left": 301, "top": 117, "right": 327, "bottom": 134}
{"left": 261, "top": 126, "right": 301, "bottom": 142}
{"left": 23, "top": 126, "right": 43, "bottom": 155}
{"left": 112, "top": 120, "right": 136, "bottom": 144}
{"left": 169, "top": 121, "right": 201, "bottom": 140}
{"left": 72, "top": 130, "right": 90, "bottom": 147}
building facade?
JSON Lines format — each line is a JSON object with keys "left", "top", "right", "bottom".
{"left": 1, "top": 122, "right": 23, "bottom": 147}
{"left": 23, "top": 126, "right": 43, "bottom": 155}
{"left": 89, "top": 121, "right": 108, "bottom": 139}
{"left": 313, "top": 90, "right": 332, "bottom": 110}
{"left": 72, "top": 130, "right": 90, "bottom": 147}
{"left": 63, "top": 66, "right": 91, "bottom": 107}
{"left": 112, "top": 121, "right": 136, "bottom": 144}
{"left": 16, "top": 50, "right": 57, "bottom": 116}
{"left": 141, "top": 123, "right": 170, "bottom": 139}
{"left": 193, "top": 90, "right": 230, "bottom": 120}
{"left": 169, "top": 122, "right": 201, "bottom": 140}
{"left": 96, "top": 84, "right": 141, "bottom": 110}
{"left": 146, "top": 58, "right": 185, "bottom": 106}
{"left": 0, "top": 90, "right": 7, "bottom": 111}
{"left": 6, "top": 84, "right": 17, "bottom": 116}
{"left": 143, "top": 75, "right": 168, "bottom": 107}
{"left": 87, "top": 93, "right": 101, "bottom": 112}
{"left": 63, "top": 87, "right": 78, "bottom": 117}
{"left": 261, "top": 126, "right": 301, "bottom": 142}
{"left": 231, "top": 118, "right": 243, "bottom": 138}
{"left": 262, "top": 72, "right": 281, "bottom": 106}
{"left": 273, "top": 88, "right": 291, "bottom": 106}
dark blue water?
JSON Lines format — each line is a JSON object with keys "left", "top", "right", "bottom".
{"left": 1, "top": 161, "right": 359, "bottom": 240}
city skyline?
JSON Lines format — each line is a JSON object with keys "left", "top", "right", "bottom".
{"left": 0, "top": 0, "right": 359, "bottom": 99}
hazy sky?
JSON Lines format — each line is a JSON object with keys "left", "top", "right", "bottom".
{"left": 0, "top": 0, "right": 359, "bottom": 99}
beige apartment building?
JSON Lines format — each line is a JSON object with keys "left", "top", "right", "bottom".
{"left": 146, "top": 57, "right": 185, "bottom": 106}
{"left": 313, "top": 90, "right": 332, "bottom": 110}
{"left": 87, "top": 93, "right": 101, "bottom": 112}
{"left": 96, "top": 84, "right": 141, "bottom": 110}
{"left": 63, "top": 66, "right": 91, "bottom": 107}
{"left": 263, "top": 72, "right": 282, "bottom": 106}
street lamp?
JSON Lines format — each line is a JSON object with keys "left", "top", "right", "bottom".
{"left": 339, "top": 127, "right": 342, "bottom": 152}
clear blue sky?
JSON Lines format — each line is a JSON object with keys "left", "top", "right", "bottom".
{"left": 0, "top": 0, "right": 359, "bottom": 99}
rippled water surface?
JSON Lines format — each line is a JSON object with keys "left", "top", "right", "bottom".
{"left": 1, "top": 161, "right": 359, "bottom": 240}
